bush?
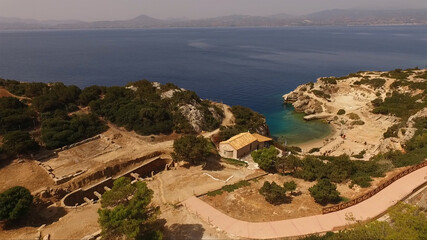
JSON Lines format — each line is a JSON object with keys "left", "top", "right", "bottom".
{"left": 0, "top": 186, "right": 33, "bottom": 221}
{"left": 309, "top": 179, "right": 341, "bottom": 205}
{"left": 351, "top": 120, "right": 365, "bottom": 126}
{"left": 222, "top": 180, "right": 250, "bottom": 193}
{"left": 172, "top": 135, "right": 211, "bottom": 165}
{"left": 383, "top": 124, "right": 401, "bottom": 138}
{"left": 373, "top": 92, "right": 425, "bottom": 120}
{"left": 259, "top": 181, "right": 294, "bottom": 205}
{"left": 353, "top": 78, "right": 386, "bottom": 89}
{"left": 320, "top": 78, "right": 337, "bottom": 85}
{"left": 312, "top": 90, "right": 331, "bottom": 99}
{"left": 337, "top": 109, "right": 346, "bottom": 115}
{"left": 352, "top": 150, "right": 366, "bottom": 159}
{"left": 346, "top": 113, "right": 360, "bottom": 120}
{"left": 309, "top": 148, "right": 321, "bottom": 153}
{"left": 286, "top": 146, "right": 302, "bottom": 154}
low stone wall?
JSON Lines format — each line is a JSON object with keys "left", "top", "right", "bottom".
{"left": 66, "top": 151, "right": 163, "bottom": 190}
{"left": 322, "top": 160, "right": 427, "bottom": 214}
{"left": 61, "top": 157, "right": 171, "bottom": 208}
{"left": 54, "top": 135, "right": 101, "bottom": 153}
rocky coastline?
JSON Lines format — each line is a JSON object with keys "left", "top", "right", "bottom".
{"left": 283, "top": 69, "right": 427, "bottom": 159}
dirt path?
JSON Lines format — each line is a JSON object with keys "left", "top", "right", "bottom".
{"left": 183, "top": 165, "right": 427, "bottom": 239}
{"left": 0, "top": 87, "right": 31, "bottom": 100}
{"left": 203, "top": 103, "right": 234, "bottom": 138}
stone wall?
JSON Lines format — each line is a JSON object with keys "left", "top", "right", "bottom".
{"left": 61, "top": 157, "right": 171, "bottom": 207}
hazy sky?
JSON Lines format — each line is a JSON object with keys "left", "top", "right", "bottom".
{"left": 1, "top": 0, "right": 427, "bottom": 21}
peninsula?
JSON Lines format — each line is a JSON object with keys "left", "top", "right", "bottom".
{"left": 0, "top": 69, "right": 426, "bottom": 240}
{"left": 284, "top": 68, "right": 427, "bottom": 161}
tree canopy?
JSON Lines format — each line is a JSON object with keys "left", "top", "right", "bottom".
{"left": 172, "top": 135, "right": 211, "bottom": 165}
{"left": 98, "top": 177, "right": 161, "bottom": 240}
{"left": 41, "top": 113, "right": 107, "bottom": 149}
{"left": 251, "top": 146, "right": 279, "bottom": 172}
{"left": 0, "top": 186, "right": 33, "bottom": 221}
{"left": 0, "top": 97, "right": 36, "bottom": 133}
{"left": 1, "top": 130, "right": 39, "bottom": 157}
{"left": 217, "top": 105, "right": 266, "bottom": 142}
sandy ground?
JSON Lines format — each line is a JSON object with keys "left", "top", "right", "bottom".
{"left": 0, "top": 203, "right": 100, "bottom": 240}
{"left": 146, "top": 161, "right": 261, "bottom": 239}
{"left": 0, "top": 159, "right": 54, "bottom": 193}
{"left": 201, "top": 174, "right": 321, "bottom": 222}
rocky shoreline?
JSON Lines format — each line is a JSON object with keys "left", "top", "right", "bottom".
{"left": 283, "top": 69, "right": 427, "bottom": 159}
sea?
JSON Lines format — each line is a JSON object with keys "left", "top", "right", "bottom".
{"left": 0, "top": 26, "right": 426, "bottom": 143}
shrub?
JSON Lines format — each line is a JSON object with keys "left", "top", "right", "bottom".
{"left": 346, "top": 113, "right": 360, "bottom": 120}
{"left": 351, "top": 120, "right": 365, "bottom": 126}
{"left": 337, "top": 109, "right": 346, "bottom": 115}
{"left": 383, "top": 124, "right": 401, "bottom": 138}
{"left": 372, "top": 92, "right": 425, "bottom": 120}
{"left": 320, "top": 77, "right": 337, "bottom": 85}
{"left": 312, "top": 90, "right": 331, "bottom": 99}
{"left": 222, "top": 181, "right": 250, "bottom": 193}
{"left": 309, "top": 179, "right": 341, "bottom": 205}
{"left": 352, "top": 150, "right": 366, "bottom": 159}
{"left": 259, "top": 181, "right": 294, "bottom": 205}
{"left": 371, "top": 98, "right": 383, "bottom": 107}
{"left": 309, "top": 148, "right": 321, "bottom": 153}
{"left": 353, "top": 78, "right": 386, "bottom": 89}
{"left": 287, "top": 146, "right": 302, "bottom": 154}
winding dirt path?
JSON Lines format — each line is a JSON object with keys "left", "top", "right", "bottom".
{"left": 183, "top": 165, "right": 427, "bottom": 239}
{"left": 202, "top": 103, "right": 234, "bottom": 138}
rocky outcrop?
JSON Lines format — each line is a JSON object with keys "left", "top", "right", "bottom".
{"left": 179, "top": 104, "right": 205, "bottom": 132}
{"left": 255, "top": 121, "right": 270, "bottom": 137}
{"left": 283, "top": 85, "right": 324, "bottom": 116}
{"left": 160, "top": 88, "right": 184, "bottom": 99}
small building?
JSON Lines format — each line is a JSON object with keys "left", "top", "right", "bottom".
{"left": 219, "top": 132, "right": 272, "bottom": 159}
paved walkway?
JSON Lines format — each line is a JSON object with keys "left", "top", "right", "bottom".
{"left": 183, "top": 166, "right": 427, "bottom": 239}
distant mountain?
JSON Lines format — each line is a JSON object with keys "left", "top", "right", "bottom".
{"left": 301, "top": 9, "right": 427, "bottom": 25}
{"left": 1, "top": 9, "right": 426, "bottom": 30}
{"left": 0, "top": 16, "right": 82, "bottom": 29}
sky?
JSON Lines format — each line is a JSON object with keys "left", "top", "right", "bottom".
{"left": 1, "top": 0, "right": 427, "bottom": 21}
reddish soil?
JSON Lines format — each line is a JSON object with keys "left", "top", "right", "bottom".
{"left": 0, "top": 88, "right": 13, "bottom": 98}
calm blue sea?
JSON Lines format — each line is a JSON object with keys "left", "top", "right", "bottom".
{"left": 1, "top": 26, "right": 426, "bottom": 143}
